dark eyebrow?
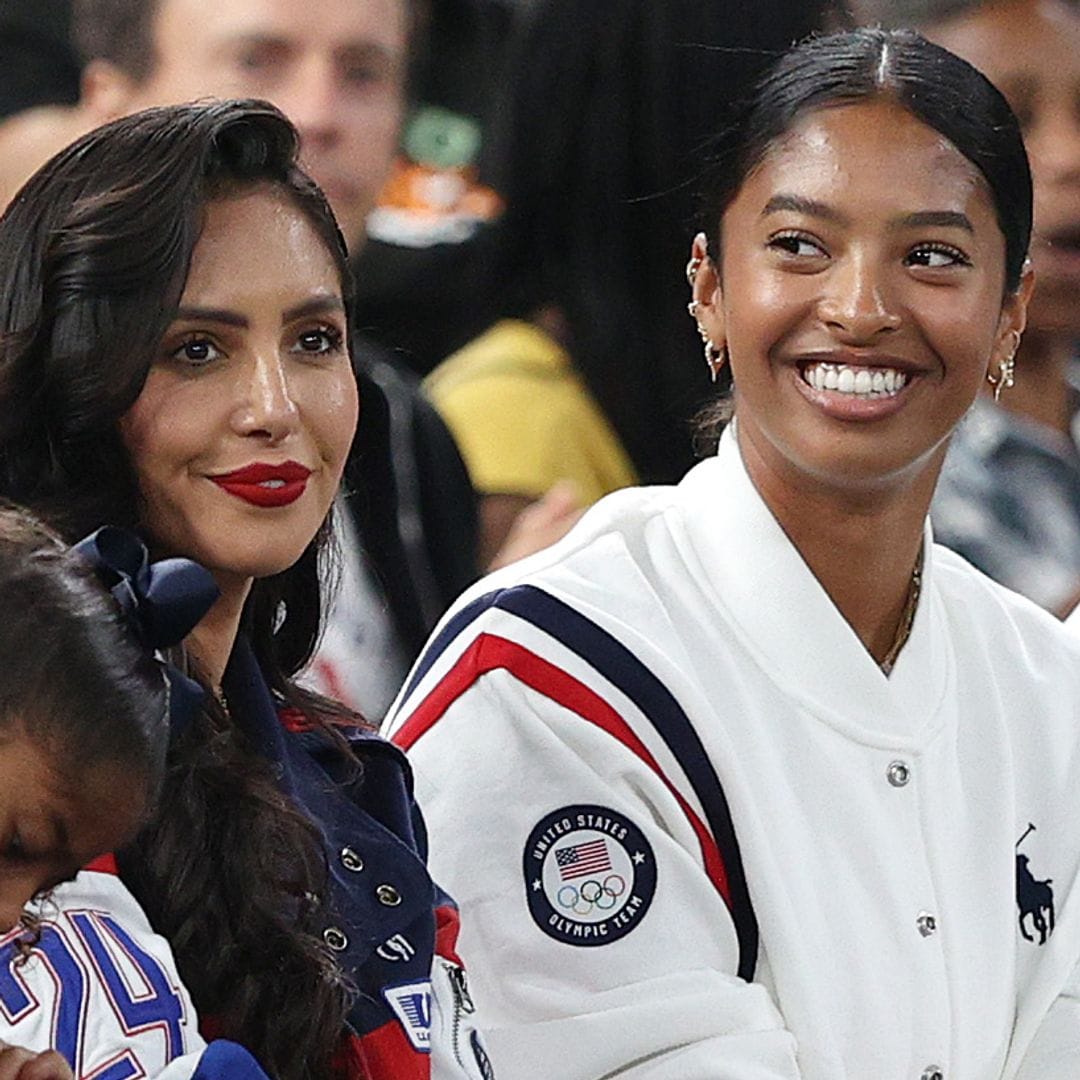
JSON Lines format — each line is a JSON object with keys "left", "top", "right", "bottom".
{"left": 762, "top": 194, "right": 848, "bottom": 224}
{"left": 763, "top": 195, "right": 974, "bottom": 236}
{"left": 225, "top": 32, "right": 398, "bottom": 65}
{"left": 174, "top": 307, "right": 248, "bottom": 328}
{"left": 893, "top": 210, "right": 974, "bottom": 233}
{"left": 173, "top": 296, "right": 344, "bottom": 329}
{"left": 283, "top": 296, "right": 346, "bottom": 323}
{"left": 337, "top": 40, "right": 398, "bottom": 64}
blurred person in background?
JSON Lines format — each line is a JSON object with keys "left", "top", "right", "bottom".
{"left": 851, "top": 0, "right": 1080, "bottom": 615}
{"left": 354, "top": 0, "right": 516, "bottom": 373}
{"left": 0, "top": 0, "right": 86, "bottom": 207}
{"left": 424, "top": 0, "right": 832, "bottom": 562}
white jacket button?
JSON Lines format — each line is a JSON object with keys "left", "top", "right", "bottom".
{"left": 887, "top": 761, "right": 911, "bottom": 787}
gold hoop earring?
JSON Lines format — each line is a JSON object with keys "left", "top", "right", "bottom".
{"left": 987, "top": 330, "right": 1020, "bottom": 402}
{"left": 705, "top": 343, "right": 727, "bottom": 383}
{"left": 687, "top": 301, "right": 723, "bottom": 377}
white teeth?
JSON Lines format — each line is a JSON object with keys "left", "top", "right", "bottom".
{"left": 260, "top": 479, "right": 286, "bottom": 488}
{"left": 803, "top": 362, "right": 908, "bottom": 398}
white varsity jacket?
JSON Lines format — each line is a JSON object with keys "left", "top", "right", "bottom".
{"left": 385, "top": 428, "right": 1080, "bottom": 1080}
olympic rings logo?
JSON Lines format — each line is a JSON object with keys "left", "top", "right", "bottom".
{"left": 555, "top": 874, "right": 627, "bottom": 915}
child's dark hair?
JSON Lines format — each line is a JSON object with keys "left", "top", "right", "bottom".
{"left": 0, "top": 505, "right": 167, "bottom": 802}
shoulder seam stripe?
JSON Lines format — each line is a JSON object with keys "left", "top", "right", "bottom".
{"left": 400, "top": 590, "right": 505, "bottom": 701}
{"left": 397, "top": 631, "right": 734, "bottom": 911}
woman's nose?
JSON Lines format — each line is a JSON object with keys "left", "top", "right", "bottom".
{"left": 233, "top": 351, "right": 301, "bottom": 441}
{"left": 816, "top": 255, "right": 902, "bottom": 340}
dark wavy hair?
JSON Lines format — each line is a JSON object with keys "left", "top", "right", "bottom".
{"left": 0, "top": 504, "right": 167, "bottom": 807}
{"left": 694, "top": 26, "right": 1033, "bottom": 449}
{"left": 0, "top": 100, "right": 359, "bottom": 1078}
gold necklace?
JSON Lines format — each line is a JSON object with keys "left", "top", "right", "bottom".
{"left": 879, "top": 546, "right": 923, "bottom": 676}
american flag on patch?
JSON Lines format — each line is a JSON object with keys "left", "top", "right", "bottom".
{"left": 555, "top": 838, "right": 612, "bottom": 880}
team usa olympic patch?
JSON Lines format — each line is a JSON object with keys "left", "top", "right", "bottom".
{"left": 523, "top": 804, "right": 657, "bottom": 946}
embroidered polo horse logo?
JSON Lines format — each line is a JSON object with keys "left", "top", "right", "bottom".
{"left": 1016, "top": 823, "right": 1054, "bottom": 945}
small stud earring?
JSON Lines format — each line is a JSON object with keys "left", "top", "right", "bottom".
{"left": 686, "top": 232, "right": 708, "bottom": 286}
{"left": 686, "top": 254, "right": 703, "bottom": 287}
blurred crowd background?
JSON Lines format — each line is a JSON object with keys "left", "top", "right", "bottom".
{"left": 1, "top": 0, "right": 1077, "bottom": 714}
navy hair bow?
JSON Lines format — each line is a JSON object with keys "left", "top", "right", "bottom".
{"left": 71, "top": 527, "right": 220, "bottom": 735}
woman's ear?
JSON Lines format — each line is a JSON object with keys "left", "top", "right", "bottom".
{"left": 986, "top": 261, "right": 1034, "bottom": 398}
{"left": 687, "top": 232, "right": 727, "bottom": 382}
{"left": 80, "top": 60, "right": 140, "bottom": 124}
{"left": 993, "top": 260, "right": 1035, "bottom": 361}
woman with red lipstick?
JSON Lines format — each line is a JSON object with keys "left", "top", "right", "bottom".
{"left": 385, "top": 28, "right": 1080, "bottom": 1079}
{"left": 0, "top": 101, "right": 489, "bottom": 1080}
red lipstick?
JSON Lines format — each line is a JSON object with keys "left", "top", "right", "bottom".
{"left": 211, "top": 461, "right": 312, "bottom": 508}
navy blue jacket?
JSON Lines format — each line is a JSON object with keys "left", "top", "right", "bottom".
{"left": 219, "top": 638, "right": 480, "bottom": 1077}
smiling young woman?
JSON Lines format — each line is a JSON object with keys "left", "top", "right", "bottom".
{"left": 688, "top": 93, "right": 1030, "bottom": 666}
{"left": 385, "top": 29, "right": 1080, "bottom": 1080}
{"left": 116, "top": 185, "right": 359, "bottom": 687}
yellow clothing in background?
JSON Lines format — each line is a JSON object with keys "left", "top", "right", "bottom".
{"left": 425, "top": 319, "right": 638, "bottom": 504}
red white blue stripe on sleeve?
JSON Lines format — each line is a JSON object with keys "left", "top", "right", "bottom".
{"left": 393, "top": 585, "right": 759, "bottom": 982}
